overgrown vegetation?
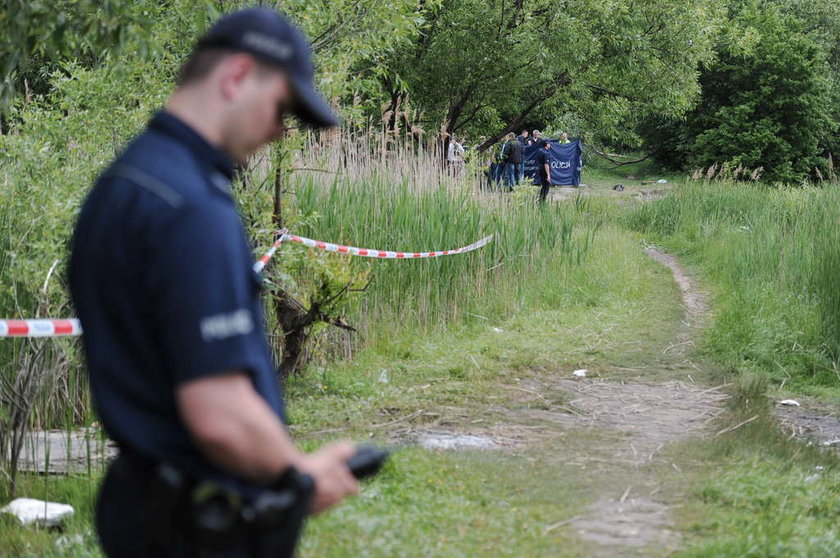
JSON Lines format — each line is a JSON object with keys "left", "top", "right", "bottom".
{"left": 625, "top": 180, "right": 840, "bottom": 392}
{"left": 640, "top": 0, "right": 839, "bottom": 182}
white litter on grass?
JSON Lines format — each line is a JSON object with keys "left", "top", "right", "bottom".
{"left": 377, "top": 369, "right": 390, "bottom": 384}
{"left": 1, "top": 498, "right": 74, "bottom": 527}
{"left": 822, "top": 439, "right": 840, "bottom": 447}
{"left": 573, "top": 369, "right": 588, "bottom": 378}
{"left": 416, "top": 433, "right": 500, "bottom": 450}
{"left": 657, "top": 179, "right": 668, "bottom": 184}
{"left": 492, "top": 327, "right": 504, "bottom": 333}
{"left": 56, "top": 534, "right": 86, "bottom": 549}
{"left": 779, "top": 399, "right": 801, "bottom": 407}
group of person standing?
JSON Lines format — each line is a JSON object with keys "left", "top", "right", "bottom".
{"left": 445, "top": 128, "right": 578, "bottom": 202}
{"left": 488, "top": 129, "right": 573, "bottom": 201}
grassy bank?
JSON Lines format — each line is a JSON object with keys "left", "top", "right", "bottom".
{"left": 624, "top": 180, "right": 840, "bottom": 396}
{"left": 612, "top": 177, "right": 840, "bottom": 556}
{"left": 671, "top": 375, "right": 840, "bottom": 557}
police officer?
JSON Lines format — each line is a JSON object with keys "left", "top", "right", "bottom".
{"left": 69, "top": 8, "right": 357, "bottom": 557}
{"left": 535, "top": 139, "right": 553, "bottom": 202}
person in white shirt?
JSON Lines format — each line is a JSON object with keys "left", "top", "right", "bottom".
{"left": 445, "top": 134, "right": 465, "bottom": 175}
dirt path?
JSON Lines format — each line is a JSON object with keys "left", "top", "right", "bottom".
{"left": 551, "top": 249, "right": 726, "bottom": 556}
{"left": 389, "top": 247, "right": 729, "bottom": 556}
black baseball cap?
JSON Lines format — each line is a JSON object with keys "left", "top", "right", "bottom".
{"left": 197, "top": 7, "right": 339, "bottom": 128}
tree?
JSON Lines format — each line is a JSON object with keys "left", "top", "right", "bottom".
{"left": 279, "top": 0, "right": 437, "bottom": 105}
{"left": 374, "top": 0, "right": 722, "bottom": 150}
{"left": 0, "top": 1, "right": 148, "bottom": 120}
{"left": 773, "top": 0, "right": 840, "bottom": 165}
{"left": 641, "top": 0, "right": 836, "bottom": 183}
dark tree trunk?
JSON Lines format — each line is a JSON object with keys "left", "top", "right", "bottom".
{"left": 269, "top": 155, "right": 357, "bottom": 379}
{"left": 274, "top": 290, "right": 313, "bottom": 379}
{"left": 271, "top": 156, "right": 312, "bottom": 379}
{"left": 478, "top": 73, "right": 571, "bottom": 152}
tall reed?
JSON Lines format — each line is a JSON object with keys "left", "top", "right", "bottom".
{"left": 280, "top": 131, "right": 592, "bottom": 353}
{"left": 625, "top": 180, "right": 840, "bottom": 385}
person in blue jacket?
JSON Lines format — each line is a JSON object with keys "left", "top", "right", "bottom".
{"left": 69, "top": 8, "right": 358, "bottom": 557}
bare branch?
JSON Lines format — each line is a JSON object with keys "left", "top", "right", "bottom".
{"left": 589, "top": 145, "right": 658, "bottom": 167}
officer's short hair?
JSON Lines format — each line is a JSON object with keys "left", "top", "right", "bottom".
{"left": 176, "top": 47, "right": 280, "bottom": 87}
{"left": 177, "top": 48, "right": 237, "bottom": 86}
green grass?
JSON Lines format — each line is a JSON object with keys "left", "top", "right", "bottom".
{"left": 581, "top": 150, "right": 686, "bottom": 188}
{"left": 673, "top": 375, "right": 840, "bottom": 557}
{"left": 624, "top": 180, "right": 840, "bottom": 396}
{"left": 678, "top": 455, "right": 840, "bottom": 558}
{"left": 302, "top": 449, "right": 587, "bottom": 558}
{"left": 288, "top": 173, "right": 584, "bottom": 345}
{"left": 288, "top": 223, "right": 686, "bottom": 558}
{"left": 0, "top": 474, "right": 102, "bottom": 558}
{"left": 283, "top": 224, "right": 680, "bottom": 432}
{"left": 1, "top": 210, "right": 678, "bottom": 557}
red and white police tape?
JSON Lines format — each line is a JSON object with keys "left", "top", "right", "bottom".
{"left": 254, "top": 232, "right": 494, "bottom": 272}
{"left": 3, "top": 232, "right": 493, "bottom": 338}
{"left": 0, "top": 319, "right": 83, "bottom": 338}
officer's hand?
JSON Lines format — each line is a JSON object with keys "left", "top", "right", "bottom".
{"left": 298, "top": 441, "right": 358, "bottom": 515}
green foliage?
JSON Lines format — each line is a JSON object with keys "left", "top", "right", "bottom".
{"left": 775, "top": 0, "right": 840, "bottom": 162}
{"left": 0, "top": 1, "right": 154, "bottom": 115}
{"left": 642, "top": 0, "right": 836, "bottom": 183}
{"left": 284, "top": 161, "right": 589, "bottom": 360}
{"left": 0, "top": 0, "right": 440, "bottom": 405}
{"left": 281, "top": 0, "right": 436, "bottom": 106}
{"left": 625, "top": 180, "right": 840, "bottom": 389}
{"left": 690, "top": 2, "right": 832, "bottom": 183}
{"left": 377, "top": 0, "right": 721, "bottom": 144}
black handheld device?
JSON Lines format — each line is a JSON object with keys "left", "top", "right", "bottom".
{"left": 346, "top": 445, "right": 390, "bottom": 480}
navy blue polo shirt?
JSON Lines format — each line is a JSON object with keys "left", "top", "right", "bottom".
{"left": 69, "top": 112, "right": 283, "bottom": 494}
{"left": 535, "top": 148, "right": 551, "bottom": 185}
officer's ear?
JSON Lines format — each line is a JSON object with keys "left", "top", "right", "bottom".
{"left": 218, "top": 53, "right": 258, "bottom": 102}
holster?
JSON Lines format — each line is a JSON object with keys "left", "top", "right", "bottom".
{"left": 145, "top": 463, "right": 191, "bottom": 547}
{"left": 131, "top": 453, "right": 314, "bottom": 558}
{"left": 247, "top": 469, "right": 315, "bottom": 558}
